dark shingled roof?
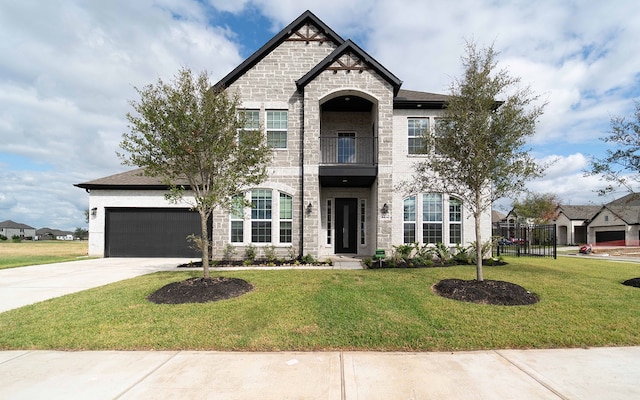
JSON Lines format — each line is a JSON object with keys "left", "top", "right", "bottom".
{"left": 0, "top": 220, "right": 35, "bottom": 230}
{"left": 75, "top": 168, "right": 185, "bottom": 190}
{"left": 394, "top": 89, "right": 449, "bottom": 109}
{"left": 556, "top": 205, "right": 601, "bottom": 220}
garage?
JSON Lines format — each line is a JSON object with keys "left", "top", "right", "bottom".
{"left": 595, "top": 230, "right": 625, "bottom": 245}
{"left": 105, "top": 208, "right": 207, "bottom": 257}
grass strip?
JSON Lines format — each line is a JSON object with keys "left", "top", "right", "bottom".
{"left": 1, "top": 256, "right": 639, "bottom": 351}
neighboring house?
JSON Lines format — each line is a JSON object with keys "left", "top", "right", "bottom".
{"left": 0, "top": 220, "right": 36, "bottom": 239}
{"left": 491, "top": 210, "right": 506, "bottom": 236}
{"left": 36, "top": 228, "right": 75, "bottom": 241}
{"left": 586, "top": 193, "right": 640, "bottom": 246}
{"left": 75, "top": 10, "right": 492, "bottom": 258}
{"left": 554, "top": 205, "right": 600, "bottom": 245}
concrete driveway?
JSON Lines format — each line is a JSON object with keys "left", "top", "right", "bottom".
{"left": 0, "top": 257, "right": 192, "bottom": 313}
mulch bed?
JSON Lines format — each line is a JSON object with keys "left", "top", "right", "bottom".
{"left": 432, "top": 279, "right": 539, "bottom": 306}
{"left": 147, "top": 277, "right": 254, "bottom": 304}
{"left": 622, "top": 277, "right": 640, "bottom": 288}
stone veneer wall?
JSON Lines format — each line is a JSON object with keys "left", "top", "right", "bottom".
{"left": 214, "top": 31, "right": 339, "bottom": 259}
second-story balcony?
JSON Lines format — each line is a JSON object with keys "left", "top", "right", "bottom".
{"left": 318, "top": 135, "right": 378, "bottom": 187}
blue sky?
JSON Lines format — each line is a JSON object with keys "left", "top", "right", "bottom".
{"left": 1, "top": 0, "right": 639, "bottom": 230}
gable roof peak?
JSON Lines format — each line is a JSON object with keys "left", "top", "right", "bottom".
{"left": 215, "top": 10, "right": 344, "bottom": 90}
{"left": 296, "top": 38, "right": 403, "bottom": 95}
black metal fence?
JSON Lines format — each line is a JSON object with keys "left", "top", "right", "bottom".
{"left": 494, "top": 224, "right": 556, "bottom": 259}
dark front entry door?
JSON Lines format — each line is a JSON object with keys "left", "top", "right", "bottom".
{"left": 335, "top": 198, "right": 357, "bottom": 253}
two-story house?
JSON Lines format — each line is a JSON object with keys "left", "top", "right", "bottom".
{"left": 0, "top": 220, "right": 36, "bottom": 240}
{"left": 76, "top": 10, "right": 491, "bottom": 259}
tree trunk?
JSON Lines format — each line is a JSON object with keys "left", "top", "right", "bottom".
{"left": 475, "top": 191, "right": 484, "bottom": 282}
{"left": 199, "top": 210, "right": 210, "bottom": 279}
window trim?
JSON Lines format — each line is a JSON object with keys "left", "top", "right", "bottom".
{"left": 360, "top": 199, "right": 366, "bottom": 246}
{"left": 266, "top": 110, "right": 288, "bottom": 149}
{"left": 327, "top": 199, "right": 333, "bottom": 245}
{"left": 407, "top": 117, "right": 429, "bottom": 155}
{"left": 402, "top": 193, "right": 462, "bottom": 245}
{"left": 449, "top": 196, "right": 463, "bottom": 244}
{"left": 403, "top": 196, "right": 417, "bottom": 244}
{"left": 230, "top": 189, "right": 294, "bottom": 245}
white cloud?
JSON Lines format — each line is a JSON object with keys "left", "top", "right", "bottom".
{"left": 1, "top": 0, "right": 640, "bottom": 230}
{"left": 0, "top": 0, "right": 244, "bottom": 230}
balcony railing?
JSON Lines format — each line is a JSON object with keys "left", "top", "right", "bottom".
{"left": 319, "top": 136, "right": 377, "bottom": 165}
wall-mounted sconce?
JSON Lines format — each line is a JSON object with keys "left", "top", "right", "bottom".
{"left": 306, "top": 202, "right": 313, "bottom": 215}
{"left": 91, "top": 207, "right": 97, "bottom": 217}
{"left": 381, "top": 203, "right": 389, "bottom": 215}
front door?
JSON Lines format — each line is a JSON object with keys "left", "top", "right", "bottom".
{"left": 335, "top": 198, "right": 358, "bottom": 253}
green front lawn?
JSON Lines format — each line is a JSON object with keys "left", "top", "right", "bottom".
{"left": 1, "top": 256, "right": 639, "bottom": 351}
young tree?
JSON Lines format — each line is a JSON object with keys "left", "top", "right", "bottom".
{"left": 587, "top": 101, "right": 640, "bottom": 194}
{"left": 119, "top": 68, "right": 271, "bottom": 278}
{"left": 512, "top": 193, "right": 561, "bottom": 224}
{"left": 406, "top": 41, "right": 546, "bottom": 281}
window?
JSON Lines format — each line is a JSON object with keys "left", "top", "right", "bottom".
{"left": 238, "top": 109, "right": 260, "bottom": 144}
{"left": 266, "top": 110, "right": 288, "bottom": 149}
{"left": 360, "top": 199, "right": 366, "bottom": 245}
{"left": 230, "top": 189, "right": 293, "bottom": 245}
{"left": 327, "top": 199, "right": 332, "bottom": 245}
{"left": 251, "top": 189, "right": 272, "bottom": 243}
{"left": 280, "top": 193, "right": 292, "bottom": 243}
{"left": 433, "top": 117, "right": 445, "bottom": 155}
{"left": 404, "top": 196, "right": 416, "bottom": 243}
{"left": 423, "top": 193, "right": 443, "bottom": 244}
{"left": 230, "top": 194, "right": 244, "bottom": 243}
{"left": 403, "top": 194, "right": 462, "bottom": 245}
{"left": 338, "top": 132, "right": 356, "bottom": 163}
{"left": 449, "top": 197, "right": 462, "bottom": 244}
{"left": 408, "top": 118, "right": 429, "bottom": 154}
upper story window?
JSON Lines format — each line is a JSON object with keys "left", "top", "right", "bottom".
{"left": 408, "top": 118, "right": 429, "bottom": 154}
{"left": 266, "top": 110, "right": 288, "bottom": 149}
{"left": 237, "top": 109, "right": 260, "bottom": 144}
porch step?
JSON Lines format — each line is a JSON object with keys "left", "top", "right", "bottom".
{"left": 330, "top": 256, "right": 364, "bottom": 270}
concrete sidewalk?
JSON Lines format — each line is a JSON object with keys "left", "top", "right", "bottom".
{"left": 1, "top": 347, "right": 639, "bottom": 399}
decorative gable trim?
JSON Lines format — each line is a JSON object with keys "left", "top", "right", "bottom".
{"left": 286, "top": 22, "right": 331, "bottom": 43}
{"left": 296, "top": 39, "right": 403, "bottom": 95}
{"left": 214, "top": 10, "right": 344, "bottom": 90}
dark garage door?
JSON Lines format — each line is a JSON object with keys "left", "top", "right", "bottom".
{"left": 595, "top": 230, "right": 625, "bottom": 245}
{"left": 105, "top": 208, "right": 205, "bottom": 257}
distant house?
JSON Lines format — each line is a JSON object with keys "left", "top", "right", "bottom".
{"left": 586, "top": 193, "right": 640, "bottom": 246}
{"left": 0, "top": 220, "right": 36, "bottom": 239}
{"left": 491, "top": 210, "right": 506, "bottom": 236}
{"left": 554, "top": 205, "right": 600, "bottom": 245}
{"left": 36, "top": 228, "right": 75, "bottom": 241}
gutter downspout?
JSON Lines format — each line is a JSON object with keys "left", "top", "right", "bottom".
{"left": 299, "top": 89, "right": 305, "bottom": 258}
